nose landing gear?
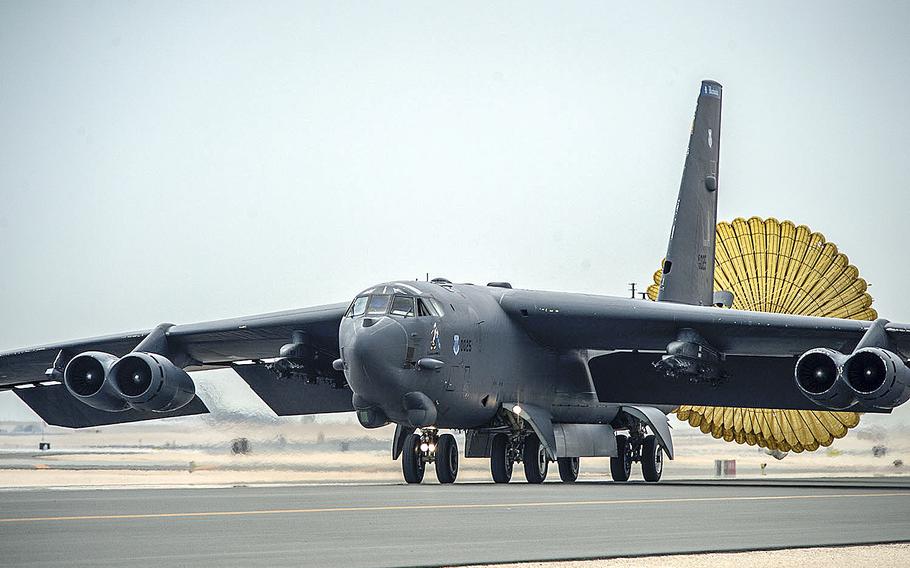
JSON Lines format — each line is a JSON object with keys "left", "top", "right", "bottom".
{"left": 435, "top": 433, "right": 459, "bottom": 484}
{"left": 402, "top": 432, "right": 425, "bottom": 483}
{"left": 401, "top": 429, "right": 459, "bottom": 484}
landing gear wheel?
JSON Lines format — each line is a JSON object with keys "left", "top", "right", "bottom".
{"left": 435, "top": 433, "right": 459, "bottom": 484}
{"left": 641, "top": 434, "right": 663, "bottom": 482}
{"left": 557, "top": 457, "right": 579, "bottom": 483}
{"left": 610, "top": 434, "right": 632, "bottom": 482}
{"left": 490, "top": 433, "right": 513, "bottom": 483}
{"left": 523, "top": 434, "right": 549, "bottom": 484}
{"left": 402, "top": 433, "right": 425, "bottom": 484}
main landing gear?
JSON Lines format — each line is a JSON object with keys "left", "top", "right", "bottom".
{"left": 610, "top": 427, "right": 663, "bottom": 482}
{"left": 489, "top": 432, "right": 557, "bottom": 484}
{"left": 399, "top": 425, "right": 663, "bottom": 485}
{"left": 557, "top": 456, "right": 580, "bottom": 483}
{"left": 402, "top": 429, "right": 459, "bottom": 484}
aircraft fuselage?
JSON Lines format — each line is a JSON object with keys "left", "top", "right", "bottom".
{"left": 339, "top": 280, "right": 622, "bottom": 431}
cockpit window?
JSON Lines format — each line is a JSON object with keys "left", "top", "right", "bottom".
{"left": 348, "top": 293, "right": 442, "bottom": 318}
{"left": 417, "top": 298, "right": 443, "bottom": 317}
{"left": 366, "top": 294, "right": 391, "bottom": 315}
{"left": 389, "top": 296, "right": 415, "bottom": 317}
{"left": 348, "top": 296, "right": 368, "bottom": 317}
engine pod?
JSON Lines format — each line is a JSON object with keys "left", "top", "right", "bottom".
{"left": 110, "top": 352, "right": 196, "bottom": 412}
{"left": 794, "top": 348, "right": 855, "bottom": 410}
{"left": 63, "top": 351, "right": 130, "bottom": 412}
{"left": 843, "top": 347, "right": 910, "bottom": 409}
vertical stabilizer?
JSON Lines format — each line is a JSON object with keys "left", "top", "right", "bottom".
{"left": 657, "top": 80, "right": 723, "bottom": 306}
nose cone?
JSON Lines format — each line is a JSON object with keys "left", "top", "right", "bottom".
{"left": 341, "top": 316, "right": 409, "bottom": 407}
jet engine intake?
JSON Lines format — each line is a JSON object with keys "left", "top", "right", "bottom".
{"left": 843, "top": 347, "right": 910, "bottom": 409}
{"left": 63, "top": 351, "right": 130, "bottom": 412}
{"left": 109, "top": 352, "right": 196, "bottom": 412}
{"left": 794, "top": 348, "right": 854, "bottom": 409}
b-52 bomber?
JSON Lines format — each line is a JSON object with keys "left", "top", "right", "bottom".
{"left": 3, "top": 81, "right": 909, "bottom": 485}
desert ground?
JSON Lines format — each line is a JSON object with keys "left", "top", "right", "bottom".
{"left": 1, "top": 408, "right": 908, "bottom": 488}
{"left": 465, "top": 543, "right": 910, "bottom": 568}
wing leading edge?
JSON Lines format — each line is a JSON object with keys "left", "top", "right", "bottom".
{"left": 498, "top": 288, "right": 910, "bottom": 413}
{"left": 0, "top": 302, "right": 350, "bottom": 427}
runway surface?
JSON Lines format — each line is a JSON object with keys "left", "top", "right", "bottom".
{"left": 1, "top": 479, "right": 909, "bottom": 567}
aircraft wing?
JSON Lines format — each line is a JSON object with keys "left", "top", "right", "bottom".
{"left": 0, "top": 302, "right": 352, "bottom": 427}
{"left": 499, "top": 289, "right": 910, "bottom": 412}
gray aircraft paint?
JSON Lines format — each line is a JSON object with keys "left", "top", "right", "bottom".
{"left": 658, "top": 81, "right": 722, "bottom": 307}
{"left": 2, "top": 82, "right": 910, "bottom": 470}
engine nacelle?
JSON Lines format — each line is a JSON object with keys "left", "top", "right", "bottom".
{"left": 109, "top": 352, "right": 196, "bottom": 412}
{"left": 843, "top": 347, "right": 910, "bottom": 409}
{"left": 63, "top": 351, "right": 130, "bottom": 412}
{"left": 794, "top": 348, "right": 854, "bottom": 409}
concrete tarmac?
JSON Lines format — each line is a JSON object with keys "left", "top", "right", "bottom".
{"left": 1, "top": 479, "right": 909, "bottom": 568}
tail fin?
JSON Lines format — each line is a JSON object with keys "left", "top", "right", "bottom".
{"left": 657, "top": 80, "right": 723, "bottom": 306}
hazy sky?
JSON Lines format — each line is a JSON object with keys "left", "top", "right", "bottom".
{"left": 2, "top": 1, "right": 910, "bottom": 421}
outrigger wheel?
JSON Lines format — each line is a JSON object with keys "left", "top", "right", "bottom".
{"left": 490, "top": 433, "right": 513, "bottom": 483}
{"left": 523, "top": 433, "right": 549, "bottom": 484}
{"left": 435, "top": 433, "right": 459, "bottom": 484}
{"left": 402, "top": 433, "right": 425, "bottom": 484}
{"left": 610, "top": 434, "right": 633, "bottom": 482}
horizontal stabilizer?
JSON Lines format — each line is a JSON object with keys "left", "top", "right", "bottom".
{"left": 233, "top": 364, "right": 353, "bottom": 416}
{"left": 14, "top": 383, "right": 209, "bottom": 428}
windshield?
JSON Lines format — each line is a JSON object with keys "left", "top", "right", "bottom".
{"left": 390, "top": 296, "right": 415, "bottom": 317}
{"left": 348, "top": 293, "right": 442, "bottom": 317}
{"left": 349, "top": 296, "right": 368, "bottom": 317}
{"left": 365, "top": 294, "right": 391, "bottom": 315}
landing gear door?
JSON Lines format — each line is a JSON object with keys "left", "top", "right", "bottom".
{"left": 621, "top": 405, "right": 674, "bottom": 459}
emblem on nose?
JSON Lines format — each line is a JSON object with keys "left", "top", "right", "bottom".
{"left": 429, "top": 322, "right": 440, "bottom": 353}
{"left": 453, "top": 334, "right": 460, "bottom": 355}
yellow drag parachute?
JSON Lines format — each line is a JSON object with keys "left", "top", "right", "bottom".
{"left": 647, "top": 217, "right": 869, "bottom": 453}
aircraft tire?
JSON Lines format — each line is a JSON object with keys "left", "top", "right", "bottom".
{"left": 641, "top": 434, "right": 663, "bottom": 482}
{"left": 402, "top": 433, "right": 425, "bottom": 484}
{"left": 435, "top": 433, "right": 459, "bottom": 484}
{"left": 610, "top": 434, "right": 632, "bottom": 482}
{"left": 557, "top": 457, "right": 579, "bottom": 483}
{"left": 523, "top": 434, "right": 549, "bottom": 484}
{"left": 490, "top": 433, "right": 512, "bottom": 483}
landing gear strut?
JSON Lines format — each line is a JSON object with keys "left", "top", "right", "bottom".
{"left": 401, "top": 429, "right": 459, "bottom": 484}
